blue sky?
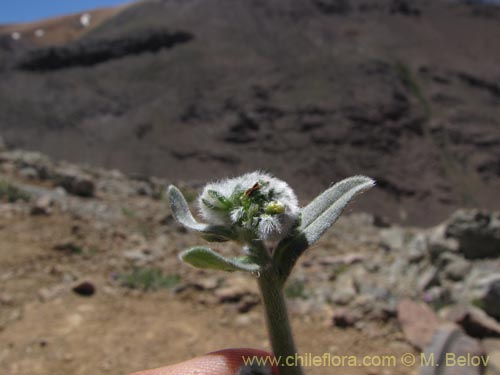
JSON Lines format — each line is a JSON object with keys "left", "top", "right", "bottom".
{"left": 2, "top": 0, "right": 500, "bottom": 25}
{"left": 0, "top": 0, "right": 134, "bottom": 25}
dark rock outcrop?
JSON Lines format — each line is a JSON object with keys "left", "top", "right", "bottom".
{"left": 445, "top": 210, "right": 500, "bottom": 259}
{"left": 16, "top": 28, "right": 193, "bottom": 71}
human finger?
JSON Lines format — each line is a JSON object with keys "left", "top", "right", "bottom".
{"left": 129, "top": 347, "right": 279, "bottom": 375}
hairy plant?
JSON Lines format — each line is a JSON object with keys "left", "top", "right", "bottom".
{"left": 168, "top": 171, "right": 374, "bottom": 375}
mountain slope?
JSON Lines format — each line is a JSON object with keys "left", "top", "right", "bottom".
{"left": 1, "top": 0, "right": 500, "bottom": 225}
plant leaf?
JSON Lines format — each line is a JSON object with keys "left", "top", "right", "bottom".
{"left": 273, "top": 176, "right": 375, "bottom": 282}
{"left": 299, "top": 175, "right": 375, "bottom": 244}
{"left": 167, "top": 185, "right": 234, "bottom": 241}
{"left": 207, "top": 190, "right": 232, "bottom": 209}
{"left": 180, "top": 247, "right": 260, "bottom": 272}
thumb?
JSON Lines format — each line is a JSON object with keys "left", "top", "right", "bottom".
{"left": 129, "top": 348, "right": 280, "bottom": 375}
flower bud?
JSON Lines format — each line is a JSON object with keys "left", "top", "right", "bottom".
{"left": 198, "top": 171, "right": 299, "bottom": 243}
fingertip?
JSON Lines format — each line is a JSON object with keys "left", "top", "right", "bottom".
{"left": 129, "top": 348, "right": 279, "bottom": 375}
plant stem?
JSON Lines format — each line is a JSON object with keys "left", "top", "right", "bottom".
{"left": 258, "top": 266, "right": 304, "bottom": 375}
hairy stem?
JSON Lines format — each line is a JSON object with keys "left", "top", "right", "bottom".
{"left": 257, "top": 266, "right": 303, "bottom": 375}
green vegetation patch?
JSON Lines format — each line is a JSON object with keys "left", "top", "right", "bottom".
{"left": 118, "top": 268, "right": 180, "bottom": 291}
{"left": 0, "top": 180, "right": 31, "bottom": 203}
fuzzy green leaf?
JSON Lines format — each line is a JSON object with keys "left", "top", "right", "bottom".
{"left": 167, "top": 185, "right": 234, "bottom": 241}
{"left": 299, "top": 175, "right": 375, "bottom": 244}
{"left": 180, "top": 247, "right": 260, "bottom": 272}
{"left": 273, "top": 176, "right": 375, "bottom": 283}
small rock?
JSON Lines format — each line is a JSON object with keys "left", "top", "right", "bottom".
{"left": 487, "top": 353, "right": 500, "bottom": 374}
{"left": 289, "top": 298, "right": 316, "bottom": 315}
{"left": 422, "top": 286, "right": 450, "bottom": 306}
{"left": 192, "top": 277, "right": 219, "bottom": 290}
{"left": 427, "top": 224, "right": 459, "bottom": 259}
{"left": 420, "top": 324, "right": 486, "bottom": 375}
{"left": 417, "top": 266, "right": 439, "bottom": 292}
{"left": 406, "top": 233, "right": 427, "bottom": 263}
{"left": 484, "top": 338, "right": 500, "bottom": 352}
{"left": 214, "top": 276, "right": 259, "bottom": 312}
{"left": 72, "top": 281, "right": 95, "bottom": 297}
{"left": 441, "top": 305, "right": 500, "bottom": 339}
{"left": 31, "top": 195, "right": 53, "bottom": 215}
{"left": 55, "top": 167, "right": 95, "bottom": 197}
{"left": 54, "top": 187, "right": 67, "bottom": 196}
{"left": 373, "top": 214, "right": 391, "bottom": 228}
{"left": 0, "top": 161, "right": 16, "bottom": 174}
{"left": 215, "top": 286, "right": 247, "bottom": 303}
{"left": 482, "top": 276, "right": 500, "bottom": 321}
{"left": 446, "top": 210, "right": 500, "bottom": 259}
{"left": 194, "top": 293, "right": 218, "bottom": 305}
{"left": 62, "top": 272, "right": 77, "bottom": 283}
{"left": 330, "top": 272, "right": 358, "bottom": 305}
{"left": 122, "top": 247, "right": 157, "bottom": 264}
{"left": 352, "top": 293, "right": 396, "bottom": 322}
{"left": 18, "top": 166, "right": 38, "bottom": 179}
{"left": 237, "top": 294, "right": 260, "bottom": 313}
{"left": 101, "top": 286, "right": 119, "bottom": 296}
{"left": 0, "top": 293, "right": 13, "bottom": 305}
{"left": 332, "top": 307, "right": 361, "bottom": 328}
{"left": 397, "top": 299, "right": 440, "bottom": 349}
{"left": 4, "top": 150, "right": 52, "bottom": 179}
{"left": 234, "top": 314, "right": 252, "bottom": 327}
{"left": 319, "top": 253, "right": 365, "bottom": 266}
{"left": 215, "top": 276, "right": 259, "bottom": 301}
{"left": 38, "top": 285, "right": 66, "bottom": 302}
{"left": 443, "top": 257, "right": 472, "bottom": 282}
{"left": 136, "top": 181, "right": 153, "bottom": 197}
{"left": 483, "top": 339, "right": 500, "bottom": 374}
{"left": 380, "top": 227, "right": 406, "bottom": 250}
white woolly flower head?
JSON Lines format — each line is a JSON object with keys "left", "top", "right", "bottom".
{"left": 198, "top": 171, "right": 300, "bottom": 243}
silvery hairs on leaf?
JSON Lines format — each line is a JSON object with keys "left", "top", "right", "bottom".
{"left": 273, "top": 175, "right": 375, "bottom": 282}
{"left": 167, "top": 185, "right": 233, "bottom": 241}
{"left": 198, "top": 171, "right": 300, "bottom": 243}
{"left": 179, "top": 246, "right": 260, "bottom": 273}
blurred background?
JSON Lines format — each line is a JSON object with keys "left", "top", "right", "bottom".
{"left": 1, "top": 1, "right": 500, "bottom": 374}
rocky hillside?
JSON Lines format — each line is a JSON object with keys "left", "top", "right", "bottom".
{"left": 1, "top": 0, "right": 500, "bottom": 225}
{"left": 1, "top": 145, "right": 500, "bottom": 374}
